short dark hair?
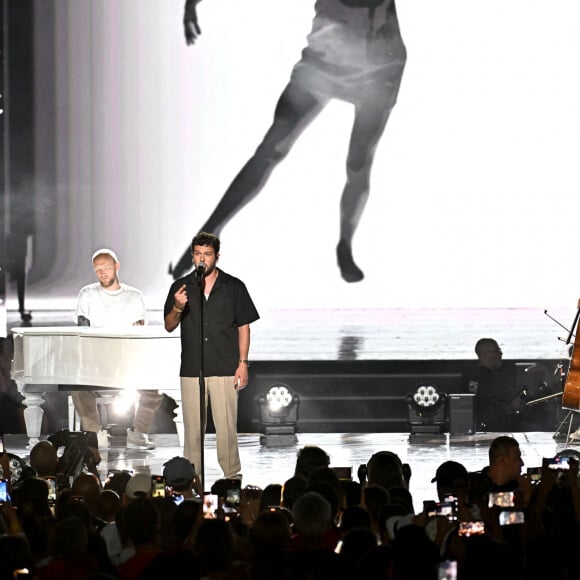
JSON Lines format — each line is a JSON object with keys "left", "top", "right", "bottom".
{"left": 295, "top": 446, "right": 330, "bottom": 480}
{"left": 475, "top": 338, "right": 499, "bottom": 357}
{"left": 489, "top": 435, "right": 519, "bottom": 464}
{"left": 191, "top": 231, "right": 220, "bottom": 254}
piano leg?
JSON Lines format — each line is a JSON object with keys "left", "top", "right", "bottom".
{"left": 18, "top": 383, "right": 47, "bottom": 448}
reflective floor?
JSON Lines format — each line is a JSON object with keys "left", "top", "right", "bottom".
{"left": 3, "top": 430, "right": 577, "bottom": 513}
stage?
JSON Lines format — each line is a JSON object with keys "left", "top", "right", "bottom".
{"left": 4, "top": 305, "right": 579, "bottom": 512}
{"left": 2, "top": 430, "right": 575, "bottom": 513}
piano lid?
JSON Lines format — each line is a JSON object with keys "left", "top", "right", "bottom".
{"left": 11, "top": 325, "right": 179, "bottom": 339}
{"left": 11, "top": 326, "right": 181, "bottom": 390}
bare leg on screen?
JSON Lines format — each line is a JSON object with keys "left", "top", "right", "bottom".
{"left": 170, "top": 82, "right": 327, "bottom": 279}
{"left": 337, "top": 94, "right": 395, "bottom": 282}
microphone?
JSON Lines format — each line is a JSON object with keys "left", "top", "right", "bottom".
{"left": 195, "top": 262, "right": 206, "bottom": 278}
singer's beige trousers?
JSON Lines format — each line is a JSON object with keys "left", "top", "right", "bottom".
{"left": 180, "top": 376, "right": 241, "bottom": 480}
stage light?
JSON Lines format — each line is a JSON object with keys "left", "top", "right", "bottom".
{"left": 258, "top": 383, "right": 300, "bottom": 447}
{"left": 407, "top": 383, "right": 448, "bottom": 438}
{"left": 111, "top": 390, "right": 138, "bottom": 416}
{"left": 0, "top": 453, "right": 27, "bottom": 485}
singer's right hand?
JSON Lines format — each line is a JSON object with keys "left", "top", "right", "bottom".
{"left": 174, "top": 284, "right": 188, "bottom": 310}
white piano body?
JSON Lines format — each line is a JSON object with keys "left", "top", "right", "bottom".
{"left": 10, "top": 326, "right": 183, "bottom": 448}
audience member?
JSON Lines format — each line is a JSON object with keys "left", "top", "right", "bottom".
{"left": 123, "top": 473, "right": 153, "bottom": 503}
{"left": 366, "top": 450, "right": 408, "bottom": 490}
{"left": 0, "top": 534, "right": 36, "bottom": 580}
{"left": 249, "top": 509, "right": 292, "bottom": 580}
{"left": 104, "top": 470, "right": 133, "bottom": 499}
{"left": 6, "top": 433, "right": 580, "bottom": 577}
{"left": 0, "top": 337, "right": 25, "bottom": 435}
{"left": 163, "top": 455, "right": 202, "bottom": 500}
{"left": 116, "top": 496, "right": 161, "bottom": 580}
{"left": 281, "top": 474, "right": 308, "bottom": 511}
{"left": 287, "top": 491, "right": 344, "bottom": 578}
{"left": 28, "top": 441, "right": 58, "bottom": 478}
{"left": 71, "top": 472, "right": 106, "bottom": 530}
{"left": 258, "top": 483, "right": 282, "bottom": 512}
{"left": 294, "top": 445, "right": 331, "bottom": 480}
{"left": 479, "top": 435, "right": 532, "bottom": 505}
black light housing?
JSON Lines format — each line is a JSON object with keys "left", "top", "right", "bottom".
{"left": 257, "top": 383, "right": 300, "bottom": 447}
{"left": 407, "top": 383, "right": 448, "bottom": 436}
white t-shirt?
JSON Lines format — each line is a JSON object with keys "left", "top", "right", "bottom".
{"left": 74, "top": 283, "right": 146, "bottom": 327}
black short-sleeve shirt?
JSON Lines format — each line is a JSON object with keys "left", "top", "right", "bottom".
{"left": 164, "top": 269, "right": 259, "bottom": 377}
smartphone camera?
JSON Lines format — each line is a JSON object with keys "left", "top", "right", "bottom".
{"left": 46, "top": 478, "right": 57, "bottom": 505}
{"left": 423, "top": 500, "right": 438, "bottom": 519}
{"left": 527, "top": 466, "right": 542, "bottom": 483}
{"left": 151, "top": 475, "right": 166, "bottom": 498}
{"left": 0, "top": 478, "right": 9, "bottom": 503}
{"left": 488, "top": 491, "right": 515, "bottom": 508}
{"left": 547, "top": 456, "right": 570, "bottom": 471}
{"left": 499, "top": 510, "right": 525, "bottom": 526}
{"left": 225, "top": 478, "right": 241, "bottom": 507}
{"left": 331, "top": 466, "right": 353, "bottom": 481}
{"left": 438, "top": 560, "right": 457, "bottom": 580}
{"left": 436, "top": 496, "right": 458, "bottom": 521}
{"left": 203, "top": 493, "right": 218, "bottom": 518}
{"left": 458, "top": 521, "right": 485, "bottom": 537}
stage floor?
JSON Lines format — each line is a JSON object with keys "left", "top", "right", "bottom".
{"left": 3, "top": 430, "right": 576, "bottom": 513}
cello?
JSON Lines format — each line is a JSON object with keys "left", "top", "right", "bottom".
{"left": 562, "top": 299, "right": 580, "bottom": 411}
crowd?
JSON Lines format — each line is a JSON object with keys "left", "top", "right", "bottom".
{"left": 1, "top": 435, "right": 579, "bottom": 579}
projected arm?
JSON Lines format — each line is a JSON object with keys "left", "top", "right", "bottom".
{"left": 184, "top": 0, "right": 202, "bottom": 45}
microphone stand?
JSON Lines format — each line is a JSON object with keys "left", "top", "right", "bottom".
{"left": 196, "top": 268, "right": 206, "bottom": 490}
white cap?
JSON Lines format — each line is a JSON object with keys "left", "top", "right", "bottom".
{"left": 92, "top": 248, "right": 119, "bottom": 263}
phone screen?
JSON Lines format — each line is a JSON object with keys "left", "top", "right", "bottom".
{"left": 151, "top": 476, "right": 166, "bottom": 498}
{"left": 458, "top": 521, "right": 485, "bottom": 537}
{"left": 0, "top": 479, "right": 9, "bottom": 503}
{"left": 499, "top": 510, "right": 525, "bottom": 526}
{"left": 436, "top": 497, "right": 458, "bottom": 521}
{"left": 527, "top": 467, "right": 541, "bottom": 482}
{"left": 46, "top": 478, "right": 57, "bottom": 505}
{"left": 331, "top": 466, "right": 353, "bottom": 480}
{"left": 547, "top": 456, "right": 570, "bottom": 471}
{"left": 225, "top": 478, "right": 241, "bottom": 507}
{"left": 438, "top": 560, "right": 457, "bottom": 580}
{"left": 203, "top": 493, "right": 218, "bottom": 518}
{"left": 488, "top": 491, "right": 515, "bottom": 508}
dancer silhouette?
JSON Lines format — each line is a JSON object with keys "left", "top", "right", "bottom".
{"left": 172, "top": 0, "right": 406, "bottom": 282}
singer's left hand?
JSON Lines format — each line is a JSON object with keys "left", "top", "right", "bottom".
{"left": 234, "top": 367, "right": 249, "bottom": 391}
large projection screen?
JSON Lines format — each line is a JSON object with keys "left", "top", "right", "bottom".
{"left": 9, "top": 0, "right": 580, "bottom": 357}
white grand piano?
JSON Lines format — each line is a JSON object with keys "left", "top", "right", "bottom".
{"left": 10, "top": 326, "right": 183, "bottom": 448}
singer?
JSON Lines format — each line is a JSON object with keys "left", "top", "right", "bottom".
{"left": 163, "top": 231, "right": 259, "bottom": 480}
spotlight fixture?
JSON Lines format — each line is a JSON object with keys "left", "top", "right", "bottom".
{"left": 258, "top": 383, "right": 300, "bottom": 447}
{"left": 407, "top": 383, "right": 448, "bottom": 438}
{"left": 0, "top": 453, "right": 28, "bottom": 485}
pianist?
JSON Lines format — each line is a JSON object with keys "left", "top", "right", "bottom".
{"left": 72, "top": 248, "right": 163, "bottom": 449}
